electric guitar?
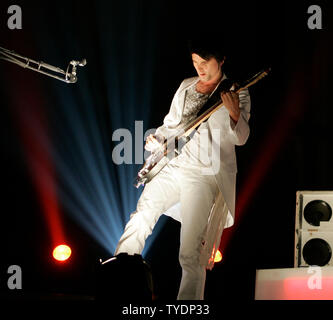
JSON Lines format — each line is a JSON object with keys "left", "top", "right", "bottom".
{"left": 134, "top": 68, "right": 270, "bottom": 188}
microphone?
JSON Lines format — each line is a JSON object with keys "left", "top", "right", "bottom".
{"left": 70, "top": 59, "right": 87, "bottom": 67}
{"left": 66, "top": 59, "right": 87, "bottom": 83}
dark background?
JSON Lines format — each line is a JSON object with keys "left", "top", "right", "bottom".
{"left": 0, "top": 0, "right": 332, "bottom": 309}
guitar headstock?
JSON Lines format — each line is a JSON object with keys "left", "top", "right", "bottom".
{"left": 237, "top": 67, "right": 271, "bottom": 91}
{"left": 259, "top": 67, "right": 271, "bottom": 78}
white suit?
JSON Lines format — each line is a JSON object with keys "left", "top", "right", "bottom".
{"left": 114, "top": 74, "right": 251, "bottom": 299}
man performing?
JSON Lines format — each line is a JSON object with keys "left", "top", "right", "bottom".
{"left": 114, "top": 40, "right": 251, "bottom": 300}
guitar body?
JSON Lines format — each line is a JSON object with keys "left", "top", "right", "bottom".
{"left": 135, "top": 153, "right": 170, "bottom": 188}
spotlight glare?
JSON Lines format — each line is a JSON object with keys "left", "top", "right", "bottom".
{"left": 53, "top": 244, "right": 71, "bottom": 261}
{"left": 214, "top": 250, "right": 222, "bottom": 263}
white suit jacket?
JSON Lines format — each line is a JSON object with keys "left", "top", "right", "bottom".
{"left": 154, "top": 74, "right": 251, "bottom": 268}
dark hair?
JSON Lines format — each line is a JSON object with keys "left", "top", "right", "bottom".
{"left": 188, "top": 39, "right": 225, "bottom": 63}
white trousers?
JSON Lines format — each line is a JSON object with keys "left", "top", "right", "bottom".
{"left": 114, "top": 160, "right": 219, "bottom": 300}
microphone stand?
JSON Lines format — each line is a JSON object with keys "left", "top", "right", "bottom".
{"left": 0, "top": 45, "right": 86, "bottom": 84}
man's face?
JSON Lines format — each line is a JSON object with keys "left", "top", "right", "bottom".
{"left": 192, "top": 53, "right": 223, "bottom": 83}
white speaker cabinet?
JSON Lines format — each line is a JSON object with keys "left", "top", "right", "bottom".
{"left": 295, "top": 191, "right": 333, "bottom": 267}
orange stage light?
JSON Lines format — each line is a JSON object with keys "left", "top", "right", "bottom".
{"left": 53, "top": 244, "right": 71, "bottom": 262}
{"left": 214, "top": 250, "right": 222, "bottom": 263}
